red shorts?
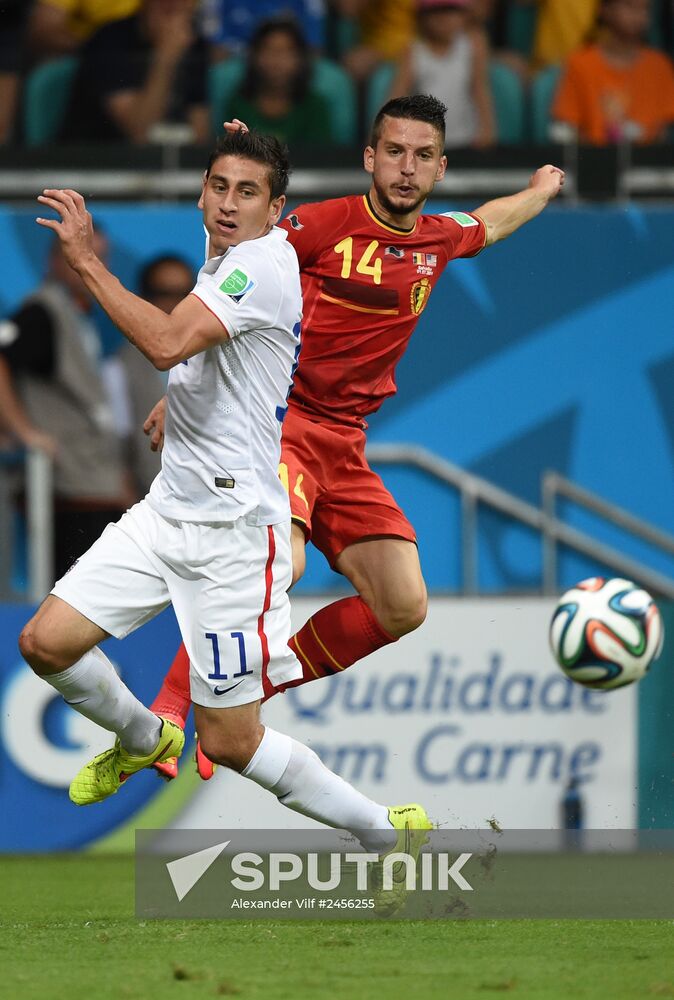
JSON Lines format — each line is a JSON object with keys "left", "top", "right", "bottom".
{"left": 280, "top": 407, "right": 416, "bottom": 568}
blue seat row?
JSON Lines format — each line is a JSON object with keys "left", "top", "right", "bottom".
{"left": 23, "top": 55, "right": 563, "bottom": 147}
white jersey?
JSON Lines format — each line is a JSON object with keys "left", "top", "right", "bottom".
{"left": 147, "top": 226, "right": 302, "bottom": 525}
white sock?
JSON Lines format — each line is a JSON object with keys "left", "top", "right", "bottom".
{"left": 242, "top": 727, "right": 395, "bottom": 851}
{"left": 43, "top": 647, "right": 162, "bottom": 755}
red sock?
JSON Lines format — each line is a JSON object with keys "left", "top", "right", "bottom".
{"left": 267, "top": 596, "right": 396, "bottom": 701}
{"left": 150, "top": 643, "right": 191, "bottom": 727}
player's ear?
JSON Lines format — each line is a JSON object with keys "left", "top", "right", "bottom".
{"left": 269, "top": 194, "right": 286, "bottom": 226}
{"left": 364, "top": 145, "right": 375, "bottom": 176}
{"left": 436, "top": 155, "right": 447, "bottom": 182}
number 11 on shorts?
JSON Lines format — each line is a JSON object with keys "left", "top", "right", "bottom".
{"left": 205, "top": 631, "right": 254, "bottom": 680}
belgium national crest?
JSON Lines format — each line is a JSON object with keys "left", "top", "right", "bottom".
{"left": 410, "top": 278, "right": 431, "bottom": 315}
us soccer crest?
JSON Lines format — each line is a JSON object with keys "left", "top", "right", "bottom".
{"left": 410, "top": 278, "right": 431, "bottom": 315}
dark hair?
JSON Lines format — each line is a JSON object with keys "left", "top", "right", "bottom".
{"left": 139, "top": 254, "right": 194, "bottom": 297}
{"left": 370, "top": 94, "right": 447, "bottom": 147}
{"left": 205, "top": 128, "right": 291, "bottom": 200}
{"left": 240, "top": 17, "right": 311, "bottom": 104}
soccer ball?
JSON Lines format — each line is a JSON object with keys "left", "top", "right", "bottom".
{"left": 549, "top": 577, "right": 664, "bottom": 690}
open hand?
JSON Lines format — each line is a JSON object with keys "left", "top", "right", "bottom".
{"left": 36, "top": 188, "right": 96, "bottom": 271}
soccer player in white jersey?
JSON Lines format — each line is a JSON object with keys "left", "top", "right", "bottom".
{"left": 18, "top": 131, "right": 431, "bottom": 894}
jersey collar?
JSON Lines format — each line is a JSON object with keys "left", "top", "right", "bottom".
{"left": 362, "top": 194, "right": 418, "bottom": 237}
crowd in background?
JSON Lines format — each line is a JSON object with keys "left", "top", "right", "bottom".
{"left": 1, "top": 0, "right": 674, "bottom": 591}
{"left": 1, "top": 0, "right": 674, "bottom": 147}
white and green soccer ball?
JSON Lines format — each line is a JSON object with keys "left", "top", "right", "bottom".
{"left": 549, "top": 577, "right": 664, "bottom": 690}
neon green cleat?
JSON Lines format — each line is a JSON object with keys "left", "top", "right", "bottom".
{"left": 371, "top": 803, "right": 433, "bottom": 917}
{"left": 69, "top": 718, "right": 185, "bottom": 806}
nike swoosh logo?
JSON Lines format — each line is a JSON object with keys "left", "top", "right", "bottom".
{"left": 119, "top": 738, "right": 173, "bottom": 783}
{"left": 213, "top": 679, "right": 245, "bottom": 696}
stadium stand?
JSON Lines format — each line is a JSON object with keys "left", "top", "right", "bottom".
{"left": 209, "top": 55, "right": 356, "bottom": 146}
{"left": 530, "top": 64, "right": 562, "bottom": 144}
{"left": 367, "top": 59, "right": 524, "bottom": 144}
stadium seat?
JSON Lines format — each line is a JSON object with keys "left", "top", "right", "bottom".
{"left": 366, "top": 63, "right": 396, "bottom": 130}
{"left": 530, "top": 65, "right": 562, "bottom": 144}
{"left": 209, "top": 57, "right": 356, "bottom": 145}
{"left": 208, "top": 59, "right": 246, "bottom": 135}
{"left": 649, "top": 0, "right": 664, "bottom": 47}
{"left": 23, "top": 57, "right": 78, "bottom": 147}
{"left": 312, "top": 58, "right": 357, "bottom": 145}
{"left": 488, "top": 62, "right": 525, "bottom": 144}
{"left": 505, "top": 3, "right": 537, "bottom": 58}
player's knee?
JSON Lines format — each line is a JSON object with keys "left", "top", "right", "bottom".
{"left": 199, "top": 723, "right": 264, "bottom": 773}
{"left": 377, "top": 587, "right": 427, "bottom": 638}
{"left": 19, "top": 621, "right": 66, "bottom": 674}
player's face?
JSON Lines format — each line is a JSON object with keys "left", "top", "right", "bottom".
{"left": 199, "top": 155, "right": 285, "bottom": 256}
{"left": 364, "top": 117, "right": 446, "bottom": 224}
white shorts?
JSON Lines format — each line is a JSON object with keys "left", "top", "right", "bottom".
{"left": 51, "top": 500, "right": 302, "bottom": 708}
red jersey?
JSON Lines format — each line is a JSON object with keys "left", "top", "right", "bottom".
{"left": 278, "top": 193, "right": 486, "bottom": 426}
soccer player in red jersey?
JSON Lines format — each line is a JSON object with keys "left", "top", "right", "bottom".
{"left": 148, "top": 95, "right": 564, "bottom": 779}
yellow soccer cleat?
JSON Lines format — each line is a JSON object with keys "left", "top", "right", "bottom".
{"left": 371, "top": 803, "right": 432, "bottom": 917}
{"left": 69, "top": 718, "right": 185, "bottom": 806}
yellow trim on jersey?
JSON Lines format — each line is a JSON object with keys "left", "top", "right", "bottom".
{"left": 293, "top": 632, "right": 321, "bottom": 678}
{"left": 309, "top": 617, "right": 345, "bottom": 672}
{"left": 362, "top": 195, "right": 418, "bottom": 236}
{"left": 320, "top": 292, "right": 399, "bottom": 316}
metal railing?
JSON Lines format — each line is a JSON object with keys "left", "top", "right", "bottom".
{"left": 366, "top": 443, "right": 674, "bottom": 599}
{"left": 3, "top": 442, "right": 673, "bottom": 602}
{"left": 0, "top": 448, "right": 53, "bottom": 602}
{"left": 542, "top": 471, "right": 674, "bottom": 593}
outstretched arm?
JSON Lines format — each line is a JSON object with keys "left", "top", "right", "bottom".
{"left": 36, "top": 189, "right": 227, "bottom": 371}
{"left": 474, "top": 165, "right": 564, "bottom": 245}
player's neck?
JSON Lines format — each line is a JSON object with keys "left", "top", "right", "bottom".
{"left": 366, "top": 190, "right": 419, "bottom": 234}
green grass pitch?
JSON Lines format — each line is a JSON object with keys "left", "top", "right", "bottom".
{"left": 1, "top": 856, "right": 672, "bottom": 1000}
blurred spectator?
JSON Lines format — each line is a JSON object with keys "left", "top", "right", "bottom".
{"left": 552, "top": 0, "right": 674, "bottom": 143}
{"left": 0, "top": 231, "right": 133, "bottom": 581}
{"left": 118, "top": 254, "right": 194, "bottom": 496}
{"left": 335, "top": 0, "right": 415, "bottom": 81}
{"left": 227, "top": 18, "right": 332, "bottom": 144}
{"left": 200, "top": 0, "right": 326, "bottom": 56}
{"left": 58, "top": 0, "right": 209, "bottom": 144}
{"left": 516, "top": 0, "right": 600, "bottom": 70}
{"left": 0, "top": 0, "right": 29, "bottom": 144}
{"left": 470, "top": 0, "right": 531, "bottom": 77}
{"left": 28, "top": 0, "right": 140, "bottom": 61}
{"left": 389, "top": 0, "right": 495, "bottom": 148}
